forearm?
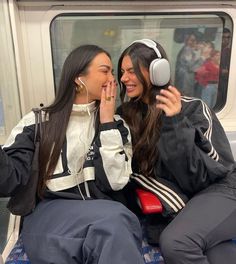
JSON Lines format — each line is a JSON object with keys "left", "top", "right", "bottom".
{"left": 159, "top": 112, "right": 232, "bottom": 194}
{"left": 91, "top": 117, "right": 132, "bottom": 192}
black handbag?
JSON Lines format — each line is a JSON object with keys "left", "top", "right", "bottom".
{"left": 7, "top": 108, "right": 42, "bottom": 216}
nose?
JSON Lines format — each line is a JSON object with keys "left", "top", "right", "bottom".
{"left": 108, "top": 72, "right": 114, "bottom": 81}
{"left": 121, "top": 71, "right": 129, "bottom": 83}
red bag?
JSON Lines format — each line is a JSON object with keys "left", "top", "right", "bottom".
{"left": 136, "top": 188, "right": 163, "bottom": 214}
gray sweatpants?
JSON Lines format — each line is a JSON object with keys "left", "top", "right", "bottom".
{"left": 159, "top": 191, "right": 236, "bottom": 264}
{"left": 22, "top": 199, "right": 144, "bottom": 264}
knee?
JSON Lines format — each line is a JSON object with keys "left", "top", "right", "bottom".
{"left": 159, "top": 227, "right": 200, "bottom": 261}
{"left": 86, "top": 201, "right": 142, "bottom": 246}
{"left": 159, "top": 228, "right": 180, "bottom": 260}
{"left": 103, "top": 202, "right": 141, "bottom": 232}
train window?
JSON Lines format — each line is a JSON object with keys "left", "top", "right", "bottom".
{"left": 50, "top": 12, "right": 232, "bottom": 111}
{"left": 0, "top": 0, "right": 21, "bottom": 145}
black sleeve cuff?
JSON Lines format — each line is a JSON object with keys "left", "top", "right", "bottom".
{"left": 162, "top": 112, "right": 184, "bottom": 128}
{"left": 99, "top": 121, "right": 118, "bottom": 131}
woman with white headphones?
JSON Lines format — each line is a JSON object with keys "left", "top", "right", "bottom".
{"left": 117, "top": 39, "right": 236, "bottom": 264}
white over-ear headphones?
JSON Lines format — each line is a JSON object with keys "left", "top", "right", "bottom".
{"left": 131, "top": 39, "right": 170, "bottom": 86}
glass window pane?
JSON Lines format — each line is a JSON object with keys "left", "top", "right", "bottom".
{"left": 50, "top": 12, "right": 232, "bottom": 111}
{"left": 0, "top": 1, "right": 21, "bottom": 144}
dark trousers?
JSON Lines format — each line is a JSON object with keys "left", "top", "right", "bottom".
{"left": 159, "top": 191, "right": 236, "bottom": 264}
{"left": 22, "top": 199, "right": 144, "bottom": 264}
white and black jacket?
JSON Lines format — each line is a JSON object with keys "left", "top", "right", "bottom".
{"left": 121, "top": 97, "right": 236, "bottom": 218}
{"left": 0, "top": 102, "right": 132, "bottom": 201}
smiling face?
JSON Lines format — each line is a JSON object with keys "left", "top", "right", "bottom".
{"left": 75, "top": 52, "right": 114, "bottom": 103}
{"left": 120, "top": 55, "right": 150, "bottom": 101}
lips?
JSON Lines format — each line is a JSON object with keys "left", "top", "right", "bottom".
{"left": 126, "top": 85, "right": 136, "bottom": 93}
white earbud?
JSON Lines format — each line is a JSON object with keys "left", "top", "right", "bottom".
{"left": 78, "top": 77, "right": 90, "bottom": 111}
{"left": 78, "top": 77, "right": 86, "bottom": 87}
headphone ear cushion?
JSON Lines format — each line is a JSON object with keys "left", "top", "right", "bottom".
{"left": 149, "top": 59, "right": 170, "bottom": 86}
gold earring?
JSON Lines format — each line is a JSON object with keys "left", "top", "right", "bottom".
{"left": 75, "top": 85, "right": 80, "bottom": 93}
{"left": 75, "top": 84, "right": 84, "bottom": 93}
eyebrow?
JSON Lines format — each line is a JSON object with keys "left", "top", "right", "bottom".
{"left": 121, "top": 67, "right": 134, "bottom": 71}
{"left": 99, "top": 65, "right": 111, "bottom": 70}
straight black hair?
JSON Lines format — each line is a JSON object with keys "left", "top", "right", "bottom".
{"left": 38, "top": 45, "right": 110, "bottom": 197}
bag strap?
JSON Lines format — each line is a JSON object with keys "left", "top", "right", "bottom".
{"left": 32, "top": 108, "right": 42, "bottom": 143}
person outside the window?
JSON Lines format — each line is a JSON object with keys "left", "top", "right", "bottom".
{"left": 117, "top": 39, "right": 236, "bottom": 264}
{"left": 0, "top": 45, "right": 144, "bottom": 264}
{"left": 175, "top": 33, "right": 204, "bottom": 96}
{"left": 195, "top": 49, "right": 221, "bottom": 108}
{"left": 193, "top": 40, "right": 215, "bottom": 98}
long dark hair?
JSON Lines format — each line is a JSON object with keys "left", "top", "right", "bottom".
{"left": 38, "top": 45, "right": 110, "bottom": 197}
{"left": 118, "top": 41, "right": 170, "bottom": 177}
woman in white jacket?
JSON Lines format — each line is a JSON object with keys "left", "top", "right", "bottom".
{"left": 0, "top": 44, "right": 144, "bottom": 264}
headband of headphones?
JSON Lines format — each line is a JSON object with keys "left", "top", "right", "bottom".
{"left": 132, "top": 38, "right": 162, "bottom": 58}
